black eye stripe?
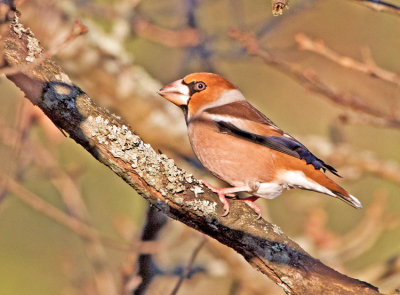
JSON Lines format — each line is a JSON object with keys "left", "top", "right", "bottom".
{"left": 182, "top": 80, "right": 207, "bottom": 96}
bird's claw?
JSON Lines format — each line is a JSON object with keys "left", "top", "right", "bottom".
{"left": 242, "top": 197, "right": 262, "bottom": 219}
{"left": 222, "top": 208, "right": 230, "bottom": 217}
{"left": 218, "top": 192, "right": 231, "bottom": 216}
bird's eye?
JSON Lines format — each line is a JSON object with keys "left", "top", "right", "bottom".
{"left": 193, "top": 81, "right": 206, "bottom": 92}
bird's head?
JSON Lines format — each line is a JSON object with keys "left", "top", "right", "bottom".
{"left": 158, "top": 72, "right": 245, "bottom": 119}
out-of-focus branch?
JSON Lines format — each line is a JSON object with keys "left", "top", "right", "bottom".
{"left": 336, "top": 112, "right": 400, "bottom": 130}
{"left": 349, "top": 0, "right": 400, "bottom": 17}
{"left": 272, "top": 0, "right": 289, "bottom": 16}
{"left": 180, "top": 0, "right": 215, "bottom": 74}
{"left": 303, "top": 136, "right": 400, "bottom": 185}
{"left": 69, "top": 1, "right": 202, "bottom": 48}
{"left": 303, "top": 190, "right": 396, "bottom": 263}
{"left": 0, "top": 172, "right": 121, "bottom": 294}
{"left": 133, "top": 206, "right": 168, "bottom": 295}
{"left": 230, "top": 29, "right": 400, "bottom": 129}
{"left": 0, "top": 102, "right": 118, "bottom": 295}
{"left": 132, "top": 16, "right": 203, "bottom": 48}
{"left": 338, "top": 191, "right": 397, "bottom": 261}
{"left": 169, "top": 236, "right": 206, "bottom": 295}
{"left": 0, "top": 119, "right": 153, "bottom": 254}
{"left": 0, "top": 99, "right": 35, "bottom": 203}
{"left": 0, "top": 171, "right": 101, "bottom": 241}
{"left": 205, "top": 239, "right": 281, "bottom": 294}
{"left": 295, "top": 33, "right": 400, "bottom": 87}
{"left": 0, "top": 17, "right": 87, "bottom": 76}
{"left": 1, "top": 7, "right": 383, "bottom": 295}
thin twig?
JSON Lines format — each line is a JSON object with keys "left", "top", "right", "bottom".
{"left": 0, "top": 18, "right": 87, "bottom": 76}
{"left": 349, "top": 0, "right": 400, "bottom": 17}
{"left": 205, "top": 238, "right": 278, "bottom": 294}
{"left": 0, "top": 170, "right": 134, "bottom": 252}
{"left": 0, "top": 119, "right": 162, "bottom": 253}
{"left": 0, "top": 98, "right": 35, "bottom": 203}
{"left": 50, "top": 153, "right": 118, "bottom": 294}
{"left": 303, "top": 189, "right": 396, "bottom": 263}
{"left": 169, "top": 236, "right": 207, "bottom": 295}
{"left": 132, "top": 16, "right": 202, "bottom": 48}
{"left": 133, "top": 206, "right": 168, "bottom": 295}
{"left": 229, "top": 29, "right": 400, "bottom": 129}
{"left": 0, "top": 171, "right": 100, "bottom": 239}
{"left": 338, "top": 191, "right": 396, "bottom": 261}
{"left": 295, "top": 33, "right": 400, "bottom": 87}
{"left": 337, "top": 112, "right": 400, "bottom": 129}
{"left": 302, "top": 135, "right": 400, "bottom": 185}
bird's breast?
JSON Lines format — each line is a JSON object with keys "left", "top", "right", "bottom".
{"left": 187, "top": 119, "right": 276, "bottom": 186}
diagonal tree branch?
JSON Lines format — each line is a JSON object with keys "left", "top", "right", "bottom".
{"left": 0, "top": 7, "right": 383, "bottom": 295}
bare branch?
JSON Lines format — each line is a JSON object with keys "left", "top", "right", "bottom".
{"left": 1, "top": 7, "right": 383, "bottom": 295}
{"left": 0, "top": 119, "right": 156, "bottom": 254}
{"left": 0, "top": 101, "right": 118, "bottom": 295}
{"left": 295, "top": 33, "right": 400, "bottom": 87}
{"left": 132, "top": 16, "right": 203, "bottom": 48}
{"left": 0, "top": 17, "right": 87, "bottom": 76}
{"left": 303, "top": 136, "right": 400, "bottom": 185}
{"left": 349, "top": 0, "right": 400, "bottom": 17}
{"left": 0, "top": 171, "right": 101, "bottom": 241}
{"left": 134, "top": 206, "right": 168, "bottom": 295}
{"left": 169, "top": 236, "right": 207, "bottom": 295}
{"left": 229, "top": 29, "right": 400, "bottom": 129}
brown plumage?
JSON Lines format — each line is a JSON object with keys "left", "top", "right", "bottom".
{"left": 158, "top": 72, "right": 362, "bottom": 216}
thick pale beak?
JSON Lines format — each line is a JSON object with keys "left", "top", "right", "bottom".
{"left": 157, "top": 79, "right": 190, "bottom": 106}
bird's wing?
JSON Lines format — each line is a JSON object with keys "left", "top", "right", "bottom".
{"left": 203, "top": 101, "right": 340, "bottom": 177}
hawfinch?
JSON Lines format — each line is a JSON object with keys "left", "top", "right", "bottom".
{"left": 158, "top": 72, "right": 362, "bottom": 216}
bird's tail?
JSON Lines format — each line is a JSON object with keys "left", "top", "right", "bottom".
{"left": 333, "top": 191, "right": 363, "bottom": 209}
{"left": 313, "top": 173, "right": 363, "bottom": 208}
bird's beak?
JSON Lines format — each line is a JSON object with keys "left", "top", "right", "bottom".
{"left": 157, "top": 79, "right": 190, "bottom": 106}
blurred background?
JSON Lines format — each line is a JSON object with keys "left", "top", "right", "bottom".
{"left": 1, "top": 0, "right": 400, "bottom": 294}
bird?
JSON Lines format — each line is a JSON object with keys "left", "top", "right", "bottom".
{"left": 157, "top": 72, "right": 362, "bottom": 217}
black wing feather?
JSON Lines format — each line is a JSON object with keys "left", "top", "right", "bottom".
{"left": 216, "top": 121, "right": 341, "bottom": 177}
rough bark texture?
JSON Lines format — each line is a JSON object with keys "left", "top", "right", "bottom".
{"left": 0, "top": 7, "right": 383, "bottom": 295}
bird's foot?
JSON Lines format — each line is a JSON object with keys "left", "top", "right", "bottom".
{"left": 241, "top": 196, "right": 262, "bottom": 219}
{"left": 217, "top": 193, "right": 231, "bottom": 217}
{"left": 201, "top": 180, "right": 233, "bottom": 216}
{"left": 201, "top": 180, "right": 252, "bottom": 216}
{"left": 201, "top": 180, "right": 235, "bottom": 197}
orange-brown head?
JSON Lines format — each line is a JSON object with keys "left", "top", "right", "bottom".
{"left": 158, "top": 73, "right": 244, "bottom": 120}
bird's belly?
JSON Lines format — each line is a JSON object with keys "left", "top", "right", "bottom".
{"left": 252, "top": 182, "right": 285, "bottom": 199}
{"left": 188, "top": 124, "right": 275, "bottom": 186}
